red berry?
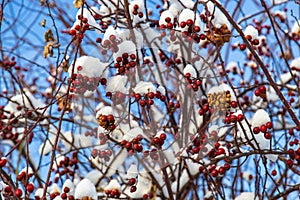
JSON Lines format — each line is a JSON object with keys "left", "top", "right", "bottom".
{"left": 286, "top": 159, "right": 293, "bottom": 168}
{"left": 253, "top": 127, "right": 260, "bottom": 134}
{"left": 15, "top": 188, "right": 23, "bottom": 197}
{"left": 254, "top": 89, "right": 261, "bottom": 96}
{"left": 180, "top": 21, "right": 186, "bottom": 28}
{"left": 165, "top": 17, "right": 171, "bottom": 23}
{"left": 211, "top": 169, "right": 218, "bottom": 177}
{"left": 252, "top": 39, "right": 259, "bottom": 45}
{"left": 160, "top": 133, "right": 167, "bottom": 140}
{"left": 0, "top": 157, "right": 7, "bottom": 167}
{"left": 107, "top": 114, "right": 115, "bottom": 123}
{"left": 69, "top": 29, "right": 76, "bottom": 35}
{"left": 133, "top": 4, "right": 139, "bottom": 10}
{"left": 186, "top": 19, "right": 193, "bottom": 26}
{"left": 264, "top": 132, "right": 271, "bottom": 139}
{"left": 219, "top": 166, "right": 226, "bottom": 175}
{"left": 259, "top": 85, "right": 266, "bottom": 93}
{"left": 230, "top": 115, "right": 237, "bottom": 123}
{"left": 239, "top": 44, "right": 246, "bottom": 51}
{"left": 271, "top": 170, "right": 277, "bottom": 176}
{"left": 63, "top": 186, "right": 70, "bottom": 193}
{"left": 128, "top": 178, "right": 136, "bottom": 186}
{"left": 26, "top": 183, "right": 34, "bottom": 193}
{"left": 260, "top": 125, "right": 267, "bottom": 133}
{"left": 237, "top": 114, "right": 244, "bottom": 122}
{"left": 130, "top": 186, "right": 137, "bottom": 193}
{"left": 231, "top": 101, "right": 238, "bottom": 108}
{"left": 266, "top": 121, "right": 273, "bottom": 129}
{"left": 153, "top": 137, "right": 162, "bottom": 145}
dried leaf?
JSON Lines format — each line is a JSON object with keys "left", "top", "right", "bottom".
{"left": 73, "top": 0, "right": 83, "bottom": 8}
{"left": 43, "top": 43, "right": 53, "bottom": 58}
{"left": 40, "top": 0, "right": 45, "bottom": 6}
{"left": 40, "top": 19, "right": 46, "bottom": 27}
{"left": 44, "top": 29, "right": 55, "bottom": 42}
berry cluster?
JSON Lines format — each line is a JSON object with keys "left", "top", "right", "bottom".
{"left": 132, "top": 4, "right": 143, "bottom": 18}
{"left": 97, "top": 114, "right": 116, "bottom": 131}
{"left": 120, "top": 134, "right": 143, "bottom": 154}
{"left": 252, "top": 121, "right": 273, "bottom": 139}
{"left": 184, "top": 72, "right": 202, "bottom": 92}
{"left": 69, "top": 73, "right": 100, "bottom": 93}
{"left": 143, "top": 148, "right": 159, "bottom": 160}
{"left": 102, "top": 34, "right": 120, "bottom": 53}
{"left": 254, "top": 85, "right": 267, "bottom": 101}
{"left": 68, "top": 15, "right": 90, "bottom": 41}
{"left": 104, "top": 188, "right": 121, "bottom": 198}
{"left": 114, "top": 53, "right": 137, "bottom": 75}
{"left": 91, "top": 148, "right": 113, "bottom": 162}
{"left": 132, "top": 91, "right": 166, "bottom": 108}
{"left": 152, "top": 133, "right": 167, "bottom": 148}
{"left": 52, "top": 152, "right": 79, "bottom": 184}
{"left": 187, "top": 133, "right": 209, "bottom": 155}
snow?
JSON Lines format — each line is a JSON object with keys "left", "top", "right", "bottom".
{"left": 129, "top": 0, "right": 145, "bottom": 14}
{"left": 4, "top": 90, "right": 47, "bottom": 116}
{"left": 126, "top": 164, "right": 138, "bottom": 179}
{"left": 122, "top": 127, "right": 143, "bottom": 141}
{"left": 20, "top": 167, "right": 33, "bottom": 176}
{"left": 106, "top": 75, "right": 128, "bottom": 93}
{"left": 85, "top": 170, "right": 102, "bottom": 185}
{"left": 105, "top": 148, "right": 128, "bottom": 176}
{"left": 291, "top": 20, "right": 300, "bottom": 36}
{"left": 251, "top": 109, "right": 270, "bottom": 128}
{"left": 291, "top": 57, "right": 300, "bottom": 71}
{"left": 244, "top": 25, "right": 258, "bottom": 40}
{"left": 178, "top": 9, "right": 202, "bottom": 32}
{"left": 113, "top": 41, "right": 136, "bottom": 62}
{"left": 69, "top": 56, "right": 106, "bottom": 78}
{"left": 96, "top": 106, "right": 115, "bottom": 118}
{"left": 39, "top": 134, "right": 56, "bottom": 155}
{"left": 74, "top": 178, "right": 97, "bottom": 199}
{"left": 234, "top": 192, "right": 258, "bottom": 200}
{"left": 183, "top": 64, "right": 197, "bottom": 78}
{"left": 203, "top": 1, "right": 230, "bottom": 28}
{"left": 133, "top": 81, "right": 156, "bottom": 94}
{"left": 159, "top": 10, "right": 174, "bottom": 26}
{"left": 104, "top": 179, "right": 120, "bottom": 190}
{"left": 273, "top": 0, "right": 288, "bottom": 4}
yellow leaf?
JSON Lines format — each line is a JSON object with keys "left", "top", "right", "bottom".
{"left": 73, "top": 0, "right": 83, "bottom": 8}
